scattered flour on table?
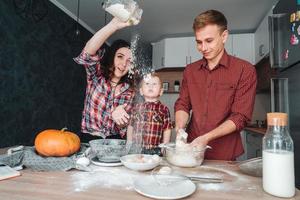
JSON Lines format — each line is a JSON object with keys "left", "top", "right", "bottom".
{"left": 195, "top": 166, "right": 260, "bottom": 192}
{"left": 158, "top": 166, "right": 172, "bottom": 175}
{"left": 70, "top": 165, "right": 147, "bottom": 192}
{"left": 70, "top": 163, "right": 260, "bottom": 193}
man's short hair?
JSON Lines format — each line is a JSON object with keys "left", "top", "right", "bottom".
{"left": 193, "top": 10, "right": 228, "bottom": 33}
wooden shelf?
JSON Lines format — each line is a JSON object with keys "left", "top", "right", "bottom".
{"left": 163, "top": 91, "right": 180, "bottom": 94}
{"left": 244, "top": 127, "right": 267, "bottom": 135}
{"left": 155, "top": 67, "right": 185, "bottom": 72}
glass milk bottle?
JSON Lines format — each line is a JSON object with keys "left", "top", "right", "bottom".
{"left": 262, "top": 112, "right": 295, "bottom": 198}
{"left": 102, "top": 0, "right": 143, "bottom": 25}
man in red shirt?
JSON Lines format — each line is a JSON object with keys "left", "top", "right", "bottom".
{"left": 174, "top": 10, "right": 257, "bottom": 160}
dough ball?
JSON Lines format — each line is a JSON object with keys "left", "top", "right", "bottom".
{"left": 158, "top": 166, "right": 172, "bottom": 175}
{"left": 152, "top": 154, "right": 160, "bottom": 163}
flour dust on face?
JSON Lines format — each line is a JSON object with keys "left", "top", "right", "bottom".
{"left": 140, "top": 75, "right": 162, "bottom": 102}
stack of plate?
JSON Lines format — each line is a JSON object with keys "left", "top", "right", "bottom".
{"left": 133, "top": 175, "right": 196, "bottom": 199}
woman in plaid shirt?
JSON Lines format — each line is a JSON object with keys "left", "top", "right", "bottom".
{"left": 74, "top": 18, "right": 138, "bottom": 143}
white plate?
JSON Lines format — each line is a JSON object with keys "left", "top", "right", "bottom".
{"left": 134, "top": 175, "right": 196, "bottom": 199}
{"left": 91, "top": 157, "right": 123, "bottom": 167}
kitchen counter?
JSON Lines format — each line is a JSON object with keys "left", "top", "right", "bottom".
{"left": 0, "top": 155, "right": 299, "bottom": 200}
{"left": 244, "top": 127, "right": 267, "bottom": 135}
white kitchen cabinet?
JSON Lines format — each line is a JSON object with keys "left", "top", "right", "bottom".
{"left": 164, "top": 37, "right": 189, "bottom": 68}
{"left": 224, "top": 34, "right": 233, "bottom": 54}
{"left": 152, "top": 33, "right": 255, "bottom": 69}
{"left": 254, "top": 9, "right": 272, "bottom": 63}
{"left": 187, "top": 37, "right": 202, "bottom": 63}
{"left": 225, "top": 33, "right": 255, "bottom": 64}
{"left": 231, "top": 33, "right": 255, "bottom": 65}
{"left": 152, "top": 40, "right": 165, "bottom": 70}
{"left": 152, "top": 37, "right": 202, "bottom": 69}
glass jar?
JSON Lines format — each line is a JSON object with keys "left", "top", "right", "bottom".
{"left": 262, "top": 112, "right": 295, "bottom": 198}
{"left": 102, "top": 0, "right": 143, "bottom": 25}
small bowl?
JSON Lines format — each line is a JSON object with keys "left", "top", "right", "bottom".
{"left": 120, "top": 154, "right": 161, "bottom": 171}
{"left": 89, "top": 139, "right": 127, "bottom": 162}
{"left": 162, "top": 143, "right": 210, "bottom": 167}
{"left": 238, "top": 157, "right": 262, "bottom": 177}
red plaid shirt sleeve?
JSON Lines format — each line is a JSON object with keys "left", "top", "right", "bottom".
{"left": 73, "top": 50, "right": 103, "bottom": 81}
{"left": 174, "top": 71, "right": 192, "bottom": 114}
{"left": 228, "top": 65, "right": 257, "bottom": 131}
{"left": 162, "top": 106, "right": 172, "bottom": 131}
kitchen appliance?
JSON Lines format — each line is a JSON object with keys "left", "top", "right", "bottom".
{"left": 269, "top": 0, "right": 300, "bottom": 189}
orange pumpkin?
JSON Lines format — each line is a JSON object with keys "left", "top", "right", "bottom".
{"left": 34, "top": 128, "right": 80, "bottom": 157}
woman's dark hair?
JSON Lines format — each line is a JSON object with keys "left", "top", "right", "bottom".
{"left": 100, "top": 39, "right": 134, "bottom": 88}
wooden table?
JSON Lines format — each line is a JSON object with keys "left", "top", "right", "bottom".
{"left": 0, "top": 157, "right": 299, "bottom": 200}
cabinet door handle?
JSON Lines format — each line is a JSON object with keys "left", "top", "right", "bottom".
{"left": 269, "top": 16, "right": 275, "bottom": 67}
{"left": 186, "top": 56, "right": 188, "bottom": 65}
{"left": 161, "top": 57, "right": 164, "bottom": 66}
{"left": 246, "top": 132, "right": 249, "bottom": 143}
{"left": 256, "top": 149, "right": 261, "bottom": 157}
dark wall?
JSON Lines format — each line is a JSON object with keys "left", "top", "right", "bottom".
{"left": 0, "top": 0, "right": 92, "bottom": 147}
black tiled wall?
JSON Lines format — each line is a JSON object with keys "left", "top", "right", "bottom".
{"left": 0, "top": 0, "right": 92, "bottom": 147}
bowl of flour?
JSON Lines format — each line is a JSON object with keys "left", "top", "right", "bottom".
{"left": 163, "top": 143, "right": 210, "bottom": 167}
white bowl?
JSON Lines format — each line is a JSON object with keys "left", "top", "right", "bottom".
{"left": 120, "top": 154, "right": 161, "bottom": 171}
{"left": 162, "top": 143, "right": 211, "bottom": 167}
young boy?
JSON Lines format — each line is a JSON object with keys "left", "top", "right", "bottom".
{"left": 127, "top": 73, "right": 172, "bottom": 155}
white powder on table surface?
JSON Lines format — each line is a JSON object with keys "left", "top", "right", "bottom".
{"left": 190, "top": 166, "right": 260, "bottom": 193}
{"left": 70, "top": 162, "right": 261, "bottom": 194}
{"left": 167, "top": 152, "right": 199, "bottom": 167}
{"left": 70, "top": 165, "right": 148, "bottom": 192}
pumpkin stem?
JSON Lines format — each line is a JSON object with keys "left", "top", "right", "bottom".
{"left": 61, "top": 127, "right": 68, "bottom": 132}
